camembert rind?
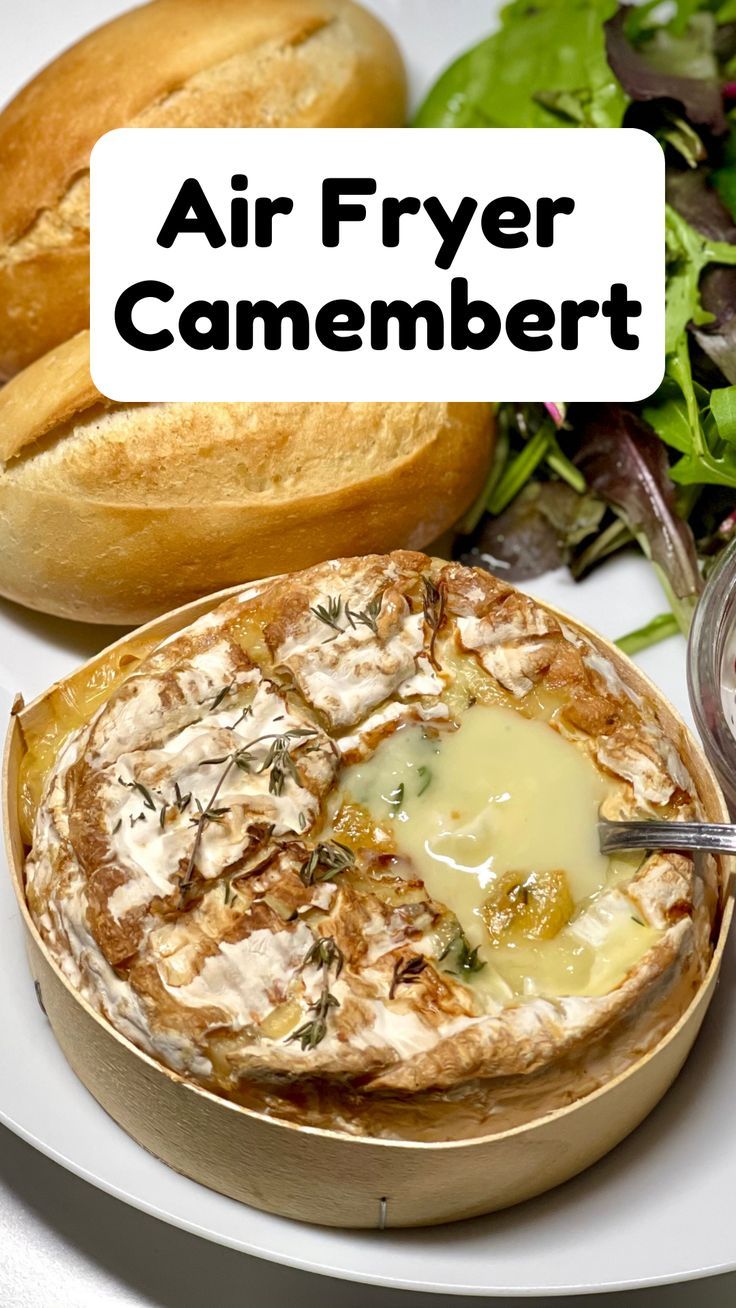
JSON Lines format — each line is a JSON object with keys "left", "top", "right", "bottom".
{"left": 24, "top": 554, "right": 717, "bottom": 1139}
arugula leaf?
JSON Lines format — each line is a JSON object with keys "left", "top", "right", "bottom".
{"left": 710, "top": 385, "right": 736, "bottom": 441}
{"left": 643, "top": 382, "right": 699, "bottom": 454}
{"left": 668, "top": 167, "right": 736, "bottom": 382}
{"left": 414, "top": 0, "right": 627, "bottom": 130}
{"left": 662, "top": 202, "right": 736, "bottom": 487}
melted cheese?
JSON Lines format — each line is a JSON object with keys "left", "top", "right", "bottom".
{"left": 336, "top": 706, "right": 659, "bottom": 1001}
{"left": 18, "top": 637, "right": 154, "bottom": 841}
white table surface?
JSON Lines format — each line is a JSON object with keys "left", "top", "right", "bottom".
{"left": 3, "top": 1, "right": 736, "bottom": 1304}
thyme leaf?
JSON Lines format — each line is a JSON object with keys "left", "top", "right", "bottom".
{"left": 189, "top": 799, "right": 230, "bottom": 826}
{"left": 310, "top": 595, "right": 344, "bottom": 641}
{"left": 300, "top": 840, "right": 355, "bottom": 886}
{"left": 346, "top": 590, "right": 384, "bottom": 635}
{"left": 438, "top": 927, "right": 486, "bottom": 974}
{"left": 174, "top": 782, "right": 192, "bottom": 813}
{"left": 389, "top": 955, "right": 427, "bottom": 999}
{"left": 421, "top": 575, "right": 446, "bottom": 669}
{"left": 457, "top": 938, "right": 485, "bottom": 974}
{"left": 417, "top": 765, "right": 432, "bottom": 796}
{"left": 118, "top": 777, "right": 157, "bottom": 810}
{"left": 287, "top": 935, "right": 344, "bottom": 1049}
{"left": 301, "top": 936, "right": 345, "bottom": 977}
{"left": 287, "top": 991, "right": 340, "bottom": 1050}
{"left": 387, "top": 782, "right": 404, "bottom": 812}
{"left": 207, "top": 681, "right": 236, "bottom": 712}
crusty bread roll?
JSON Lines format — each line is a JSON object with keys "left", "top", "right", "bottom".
{"left": 0, "top": 332, "right": 493, "bottom": 625}
{"left": 0, "top": 0, "right": 406, "bottom": 380}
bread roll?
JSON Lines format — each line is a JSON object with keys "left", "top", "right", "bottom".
{"left": 0, "top": 332, "right": 493, "bottom": 625}
{"left": 0, "top": 0, "right": 406, "bottom": 379}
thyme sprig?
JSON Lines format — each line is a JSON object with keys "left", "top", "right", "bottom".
{"left": 439, "top": 926, "right": 486, "bottom": 975}
{"left": 178, "top": 724, "right": 317, "bottom": 900}
{"left": 301, "top": 936, "right": 344, "bottom": 976}
{"left": 422, "top": 575, "right": 446, "bottom": 670}
{"left": 205, "top": 681, "right": 236, "bottom": 712}
{"left": 345, "top": 591, "right": 384, "bottom": 635}
{"left": 287, "top": 936, "right": 343, "bottom": 1050}
{"left": 457, "top": 938, "right": 485, "bottom": 974}
{"left": 310, "top": 595, "right": 344, "bottom": 641}
{"left": 189, "top": 797, "right": 231, "bottom": 826}
{"left": 389, "top": 954, "right": 428, "bottom": 999}
{"left": 261, "top": 735, "right": 301, "bottom": 796}
{"left": 309, "top": 590, "right": 385, "bottom": 641}
{"left": 300, "top": 840, "right": 355, "bottom": 886}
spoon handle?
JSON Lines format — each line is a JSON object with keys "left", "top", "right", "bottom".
{"left": 598, "top": 819, "right": 736, "bottom": 855}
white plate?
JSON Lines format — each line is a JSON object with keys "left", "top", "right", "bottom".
{"left": 3, "top": 553, "right": 736, "bottom": 1299}
{"left": 1, "top": 0, "right": 733, "bottom": 1295}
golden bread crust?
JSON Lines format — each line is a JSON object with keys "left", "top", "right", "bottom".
{"left": 0, "top": 335, "right": 492, "bottom": 623}
{"left": 0, "top": 0, "right": 407, "bottom": 376}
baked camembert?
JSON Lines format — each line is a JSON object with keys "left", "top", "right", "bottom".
{"left": 24, "top": 554, "right": 718, "bottom": 1140}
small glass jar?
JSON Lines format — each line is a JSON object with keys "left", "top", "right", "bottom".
{"left": 688, "top": 536, "right": 736, "bottom": 815}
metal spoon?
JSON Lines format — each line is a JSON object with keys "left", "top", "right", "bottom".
{"left": 598, "top": 817, "right": 736, "bottom": 856}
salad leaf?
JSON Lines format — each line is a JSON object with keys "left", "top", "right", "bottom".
{"left": 605, "top": 8, "right": 727, "bottom": 134}
{"left": 575, "top": 406, "right": 703, "bottom": 630}
{"left": 662, "top": 203, "right": 736, "bottom": 486}
{"left": 644, "top": 381, "right": 700, "bottom": 454}
{"left": 711, "top": 112, "right": 736, "bottom": 217}
{"left": 710, "top": 383, "right": 736, "bottom": 438}
{"left": 415, "top": 0, "right": 736, "bottom": 654}
{"left": 667, "top": 168, "right": 736, "bottom": 380}
{"left": 616, "top": 612, "right": 681, "bottom": 654}
{"left": 666, "top": 166, "right": 736, "bottom": 240}
{"left": 414, "top": 0, "right": 627, "bottom": 130}
{"left": 459, "top": 482, "right": 605, "bottom": 582}
{"left": 655, "top": 112, "right": 706, "bottom": 167}
{"left": 693, "top": 266, "right": 736, "bottom": 379}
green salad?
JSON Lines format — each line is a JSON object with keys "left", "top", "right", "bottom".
{"left": 416, "top": 0, "right": 736, "bottom": 652}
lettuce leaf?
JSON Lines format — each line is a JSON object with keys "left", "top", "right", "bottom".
{"left": 575, "top": 406, "right": 703, "bottom": 630}
{"left": 605, "top": 7, "right": 726, "bottom": 134}
{"left": 414, "top": 0, "right": 627, "bottom": 129}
